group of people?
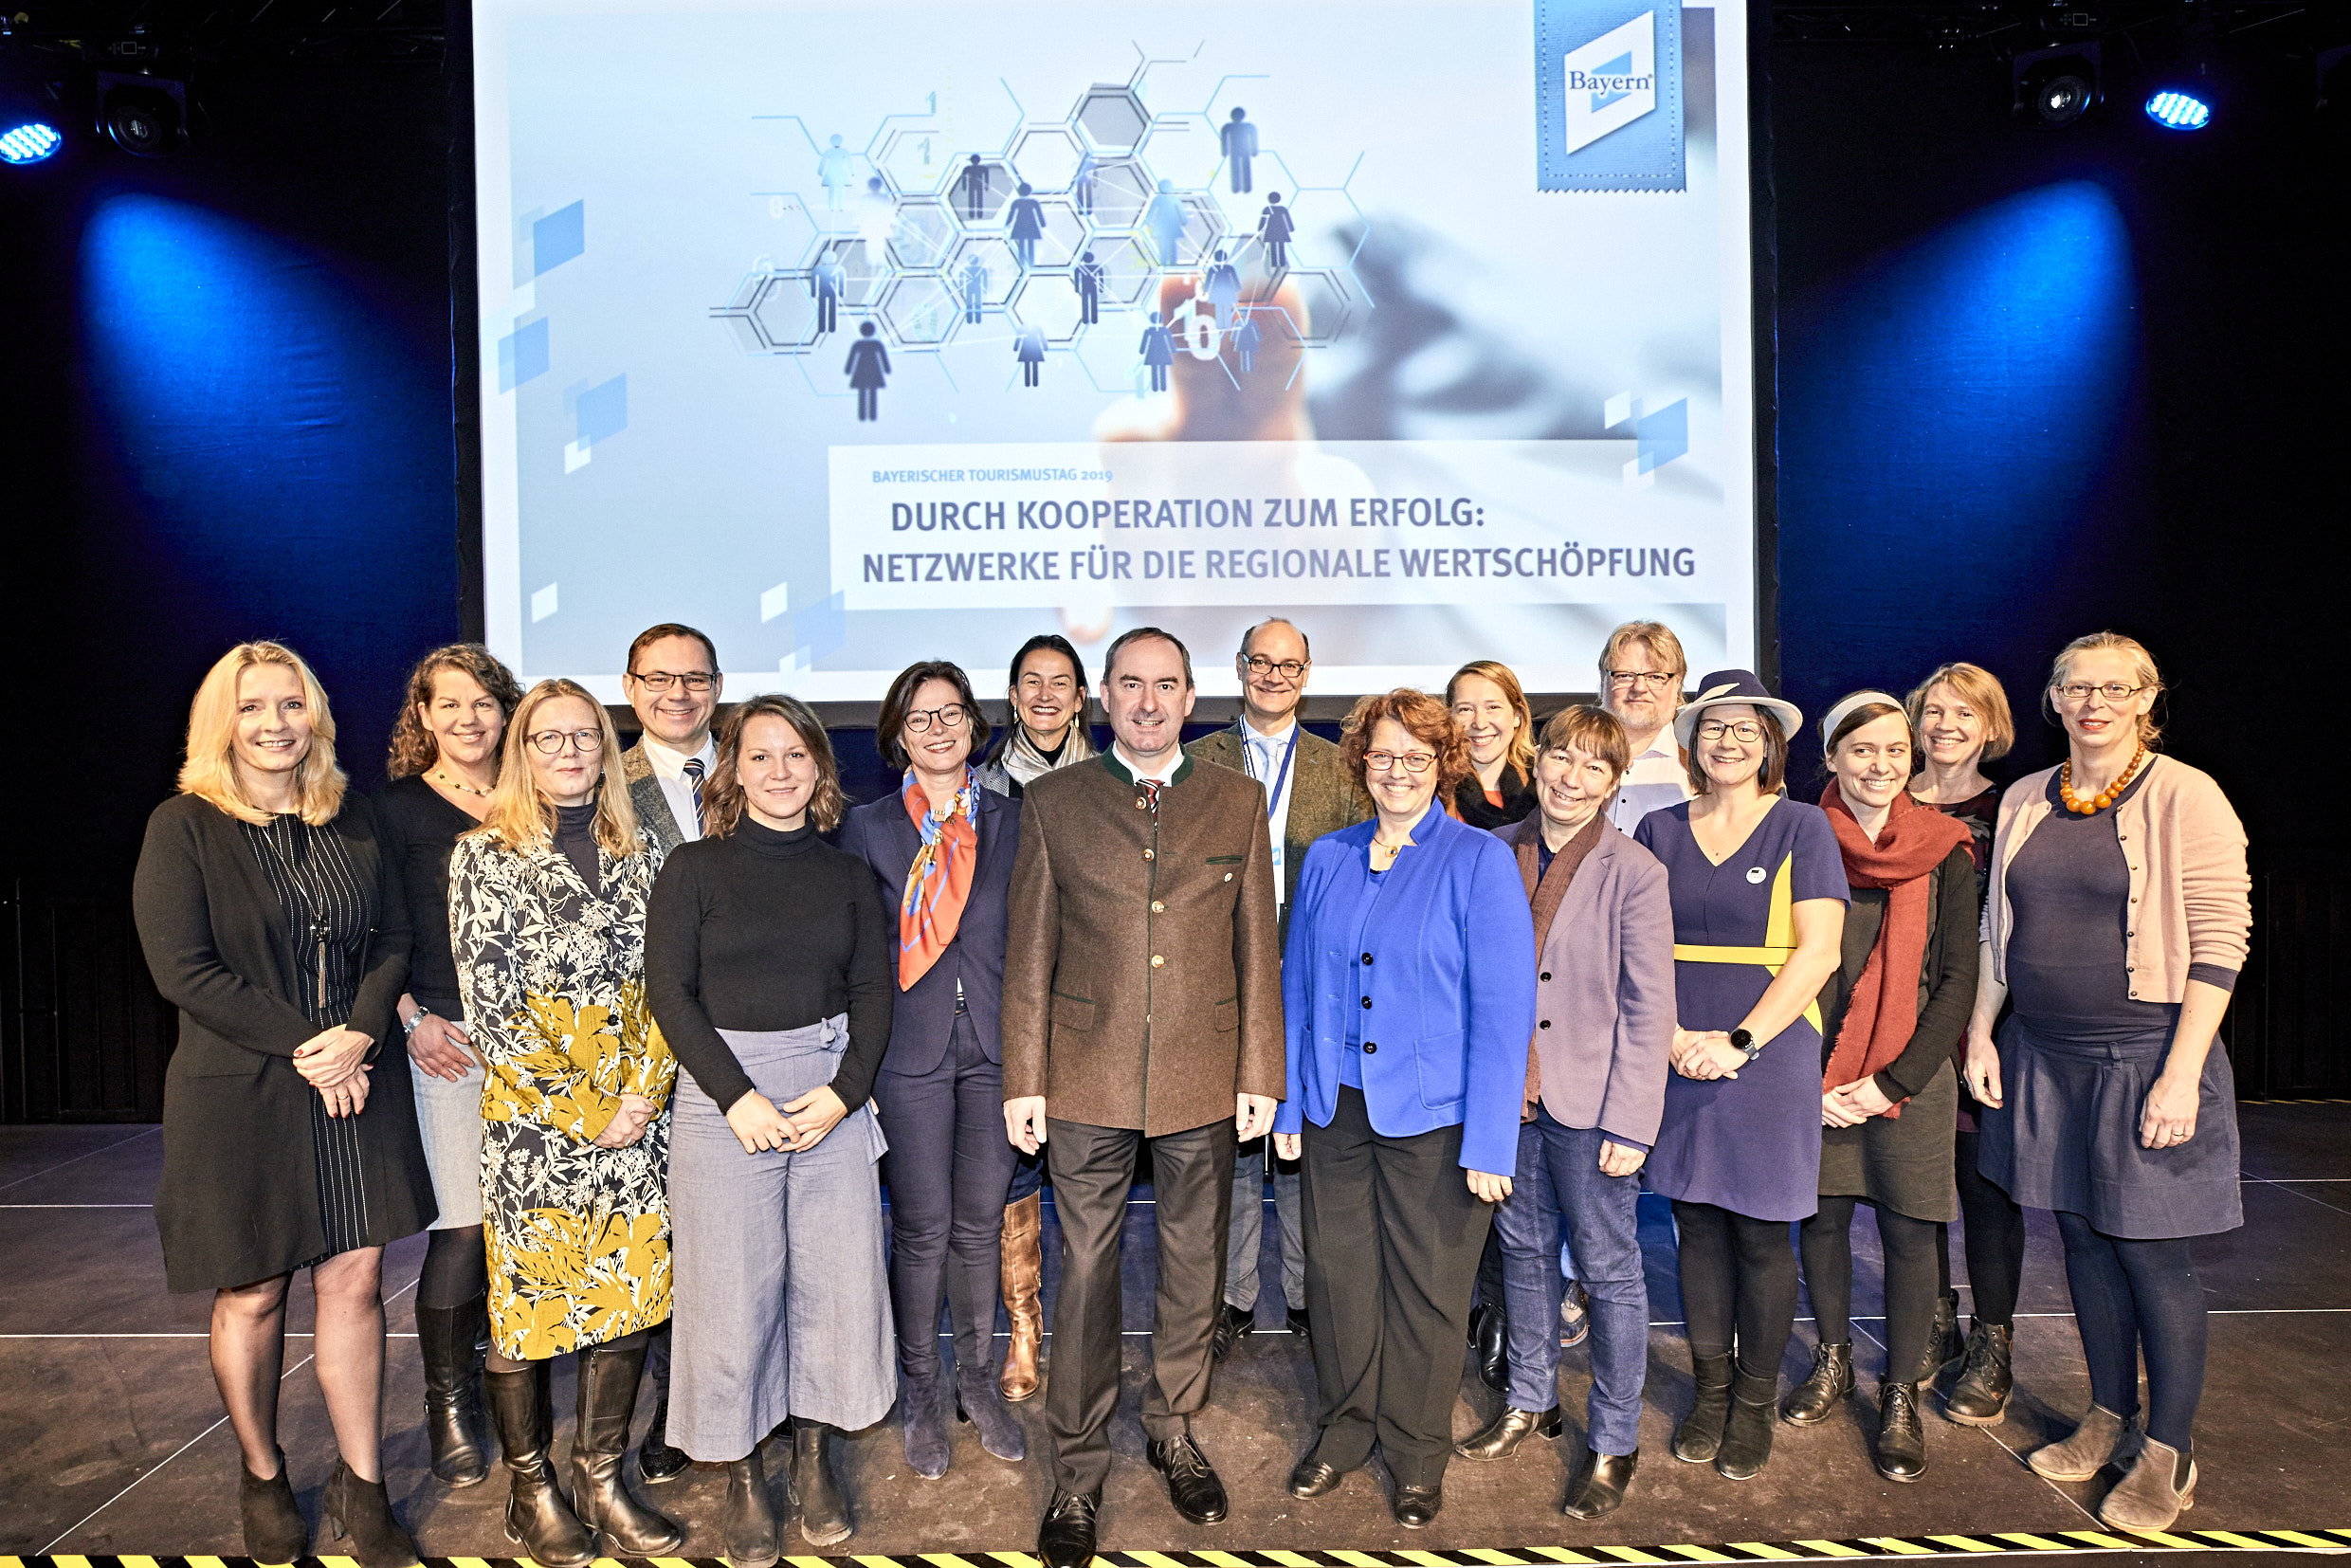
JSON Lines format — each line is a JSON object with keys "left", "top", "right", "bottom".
{"left": 132, "top": 611, "right": 2250, "bottom": 1568}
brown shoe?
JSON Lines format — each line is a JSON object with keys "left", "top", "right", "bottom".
{"left": 998, "top": 1193, "right": 1045, "bottom": 1403}
{"left": 2028, "top": 1404, "right": 2134, "bottom": 1482}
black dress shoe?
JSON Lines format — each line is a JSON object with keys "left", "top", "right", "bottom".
{"left": 1037, "top": 1488, "right": 1100, "bottom": 1568}
{"left": 1210, "top": 1302, "right": 1256, "bottom": 1362}
{"left": 1393, "top": 1484, "right": 1442, "bottom": 1528}
{"left": 1454, "top": 1404, "right": 1563, "bottom": 1461}
{"left": 1561, "top": 1448, "right": 1638, "bottom": 1520}
{"left": 1287, "top": 1453, "right": 1347, "bottom": 1498}
{"left": 1286, "top": 1305, "right": 1312, "bottom": 1337}
{"left": 1148, "top": 1433, "right": 1230, "bottom": 1524}
{"left": 636, "top": 1389, "right": 692, "bottom": 1486}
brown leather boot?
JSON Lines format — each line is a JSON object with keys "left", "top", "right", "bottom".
{"left": 998, "top": 1193, "right": 1045, "bottom": 1403}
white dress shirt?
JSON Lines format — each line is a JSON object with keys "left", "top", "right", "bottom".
{"left": 1113, "top": 743, "right": 1184, "bottom": 786}
{"left": 1607, "top": 727, "right": 1694, "bottom": 834}
{"left": 640, "top": 733, "right": 718, "bottom": 843}
{"left": 1239, "top": 718, "right": 1300, "bottom": 908}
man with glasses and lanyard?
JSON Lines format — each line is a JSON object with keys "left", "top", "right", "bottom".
{"left": 1598, "top": 621, "right": 1696, "bottom": 833}
{"left": 1187, "top": 618, "right": 1370, "bottom": 1357}
{"left": 615, "top": 622, "right": 725, "bottom": 1485}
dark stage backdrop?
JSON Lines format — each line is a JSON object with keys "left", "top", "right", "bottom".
{"left": 2, "top": 22, "right": 2342, "bottom": 1117}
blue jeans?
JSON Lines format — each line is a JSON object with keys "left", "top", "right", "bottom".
{"left": 1495, "top": 1111, "right": 1649, "bottom": 1455}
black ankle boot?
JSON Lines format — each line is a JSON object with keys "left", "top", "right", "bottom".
{"left": 1927, "top": 1287, "right": 1965, "bottom": 1370}
{"left": 1473, "top": 1301, "right": 1511, "bottom": 1395}
{"left": 1671, "top": 1352, "right": 1735, "bottom": 1463}
{"left": 636, "top": 1386, "right": 692, "bottom": 1485}
{"left": 1714, "top": 1364, "right": 1778, "bottom": 1481}
{"left": 1561, "top": 1448, "right": 1639, "bottom": 1520}
{"left": 484, "top": 1361, "right": 593, "bottom": 1568}
{"left": 238, "top": 1449, "right": 308, "bottom": 1564}
{"left": 795, "top": 1420, "right": 852, "bottom": 1546}
{"left": 723, "top": 1449, "right": 781, "bottom": 1568}
{"left": 957, "top": 1362, "right": 1027, "bottom": 1462}
{"left": 1781, "top": 1340, "right": 1854, "bottom": 1425}
{"left": 323, "top": 1458, "right": 421, "bottom": 1568}
{"left": 570, "top": 1339, "right": 684, "bottom": 1555}
{"left": 416, "top": 1298, "right": 494, "bottom": 1486}
{"left": 902, "top": 1365, "right": 950, "bottom": 1479}
{"left": 1875, "top": 1380, "right": 1928, "bottom": 1482}
{"left": 1943, "top": 1321, "right": 2014, "bottom": 1426}
{"left": 1453, "top": 1404, "right": 1563, "bottom": 1461}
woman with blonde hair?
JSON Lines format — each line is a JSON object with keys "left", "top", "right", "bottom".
{"left": 376, "top": 642, "right": 524, "bottom": 1488}
{"left": 647, "top": 693, "right": 895, "bottom": 1559}
{"left": 1447, "top": 660, "right": 1539, "bottom": 829}
{"left": 1968, "top": 633, "right": 2249, "bottom": 1531}
{"left": 449, "top": 678, "right": 682, "bottom": 1567}
{"left": 1904, "top": 661, "right": 2027, "bottom": 1424}
{"left": 134, "top": 641, "right": 432, "bottom": 1567}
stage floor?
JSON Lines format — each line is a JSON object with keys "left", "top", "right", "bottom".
{"left": 3, "top": 1103, "right": 2346, "bottom": 1561}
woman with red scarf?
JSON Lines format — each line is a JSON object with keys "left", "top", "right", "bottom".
{"left": 1784, "top": 692, "right": 1977, "bottom": 1483}
{"left": 840, "top": 662, "right": 1030, "bottom": 1482}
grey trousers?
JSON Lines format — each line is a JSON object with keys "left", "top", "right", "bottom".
{"left": 667, "top": 1018, "right": 895, "bottom": 1461}
{"left": 1224, "top": 1137, "right": 1305, "bottom": 1313}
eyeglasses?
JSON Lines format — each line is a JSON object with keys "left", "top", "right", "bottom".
{"left": 2053, "top": 682, "right": 2148, "bottom": 703}
{"left": 1695, "top": 720, "right": 1765, "bottom": 743}
{"left": 1364, "top": 750, "right": 1437, "bottom": 775}
{"left": 903, "top": 703, "right": 970, "bottom": 734}
{"left": 1605, "top": 669, "right": 1679, "bottom": 690}
{"left": 628, "top": 670, "right": 717, "bottom": 693}
{"left": 1243, "top": 655, "right": 1307, "bottom": 680}
{"left": 528, "top": 728, "right": 605, "bottom": 755}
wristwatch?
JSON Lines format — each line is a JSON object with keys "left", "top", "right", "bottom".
{"left": 1729, "top": 1027, "right": 1759, "bottom": 1064}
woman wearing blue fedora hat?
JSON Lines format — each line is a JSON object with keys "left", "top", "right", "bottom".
{"left": 1632, "top": 670, "right": 1847, "bottom": 1483}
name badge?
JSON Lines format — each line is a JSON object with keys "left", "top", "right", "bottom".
{"left": 1745, "top": 866, "right": 1766, "bottom": 884}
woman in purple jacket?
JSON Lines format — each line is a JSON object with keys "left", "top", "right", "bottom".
{"left": 1451, "top": 706, "right": 1675, "bottom": 1522}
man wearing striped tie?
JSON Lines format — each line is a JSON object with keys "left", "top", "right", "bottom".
{"left": 616, "top": 620, "right": 725, "bottom": 1485}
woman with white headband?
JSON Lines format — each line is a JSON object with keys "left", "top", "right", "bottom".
{"left": 1782, "top": 691, "right": 1977, "bottom": 1485}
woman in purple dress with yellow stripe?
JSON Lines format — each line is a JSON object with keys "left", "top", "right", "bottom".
{"left": 1632, "top": 671, "right": 1847, "bottom": 1484}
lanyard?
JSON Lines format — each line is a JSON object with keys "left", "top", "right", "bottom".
{"left": 1246, "top": 725, "right": 1300, "bottom": 823}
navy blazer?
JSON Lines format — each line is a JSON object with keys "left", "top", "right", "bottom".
{"left": 838, "top": 783, "right": 1021, "bottom": 1078}
{"left": 1275, "top": 799, "right": 1537, "bottom": 1176}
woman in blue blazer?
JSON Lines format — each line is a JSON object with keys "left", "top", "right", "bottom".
{"left": 1273, "top": 688, "right": 1537, "bottom": 1529}
{"left": 838, "top": 661, "right": 1027, "bottom": 1481}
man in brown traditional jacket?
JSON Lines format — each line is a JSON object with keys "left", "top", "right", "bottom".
{"left": 1003, "top": 627, "right": 1284, "bottom": 1568}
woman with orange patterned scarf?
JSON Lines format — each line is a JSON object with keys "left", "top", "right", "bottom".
{"left": 647, "top": 692, "right": 896, "bottom": 1561}
{"left": 840, "top": 662, "right": 1030, "bottom": 1482}
{"left": 450, "top": 679, "right": 680, "bottom": 1568}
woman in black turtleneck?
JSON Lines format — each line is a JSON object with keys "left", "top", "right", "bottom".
{"left": 447, "top": 680, "right": 681, "bottom": 1568}
{"left": 647, "top": 693, "right": 895, "bottom": 1562}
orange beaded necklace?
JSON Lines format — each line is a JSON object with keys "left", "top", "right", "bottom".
{"left": 2058, "top": 743, "right": 2147, "bottom": 815}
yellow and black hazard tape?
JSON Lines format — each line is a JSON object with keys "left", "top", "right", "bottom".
{"left": 9, "top": 1534, "right": 2351, "bottom": 1566}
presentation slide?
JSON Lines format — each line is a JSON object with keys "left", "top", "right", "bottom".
{"left": 470, "top": 0, "right": 1756, "bottom": 703}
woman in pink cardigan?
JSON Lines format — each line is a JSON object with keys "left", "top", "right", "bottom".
{"left": 1965, "top": 631, "right": 2250, "bottom": 1534}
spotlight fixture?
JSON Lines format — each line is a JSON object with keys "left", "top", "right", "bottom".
{"left": 2144, "top": 88, "right": 2213, "bottom": 129}
{"left": 2014, "top": 42, "right": 2103, "bottom": 129}
{"left": 99, "top": 82, "right": 182, "bottom": 155}
{"left": 90, "top": 27, "right": 190, "bottom": 157}
{"left": 0, "top": 118, "right": 61, "bottom": 163}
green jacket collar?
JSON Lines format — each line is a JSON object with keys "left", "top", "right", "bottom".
{"left": 1101, "top": 748, "right": 1194, "bottom": 789}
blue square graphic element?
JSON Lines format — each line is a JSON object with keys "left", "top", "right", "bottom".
{"left": 1636, "top": 397, "right": 1688, "bottom": 473}
{"left": 1535, "top": 0, "right": 1685, "bottom": 192}
{"left": 575, "top": 374, "right": 628, "bottom": 447}
{"left": 499, "top": 318, "right": 549, "bottom": 392}
{"left": 533, "top": 201, "right": 585, "bottom": 276}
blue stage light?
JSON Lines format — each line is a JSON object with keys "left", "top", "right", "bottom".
{"left": 2144, "top": 89, "right": 2212, "bottom": 130}
{"left": 0, "top": 119, "right": 61, "bottom": 163}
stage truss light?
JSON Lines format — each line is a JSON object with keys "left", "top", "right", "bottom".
{"left": 0, "top": 118, "right": 61, "bottom": 162}
{"left": 2144, "top": 87, "right": 2213, "bottom": 128}
{"left": 2014, "top": 42, "right": 2103, "bottom": 128}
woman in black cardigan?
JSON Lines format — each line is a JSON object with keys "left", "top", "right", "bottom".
{"left": 133, "top": 642, "right": 435, "bottom": 1568}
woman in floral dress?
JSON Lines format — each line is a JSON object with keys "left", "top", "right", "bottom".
{"left": 450, "top": 678, "right": 682, "bottom": 1568}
